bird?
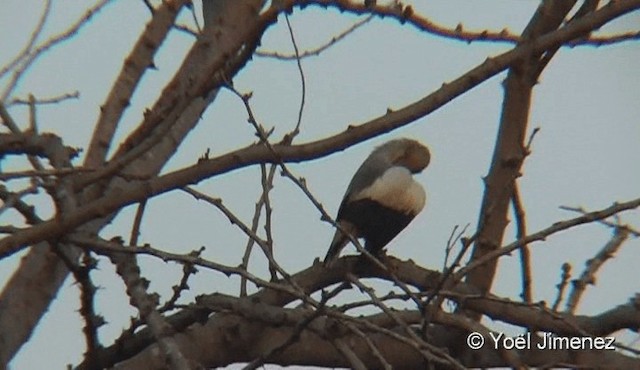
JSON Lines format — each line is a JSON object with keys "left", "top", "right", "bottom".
{"left": 323, "top": 138, "right": 430, "bottom": 265}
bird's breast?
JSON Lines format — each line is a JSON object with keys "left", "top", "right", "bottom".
{"left": 351, "top": 166, "right": 426, "bottom": 215}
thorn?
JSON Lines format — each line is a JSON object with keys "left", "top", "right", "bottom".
{"left": 402, "top": 5, "right": 413, "bottom": 20}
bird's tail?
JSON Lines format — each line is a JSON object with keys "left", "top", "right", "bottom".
{"left": 323, "top": 234, "right": 346, "bottom": 266}
{"left": 323, "top": 222, "right": 356, "bottom": 266}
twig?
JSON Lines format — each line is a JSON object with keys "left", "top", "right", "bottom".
{"left": 256, "top": 16, "right": 373, "bottom": 60}
{"left": 525, "top": 127, "right": 540, "bottom": 150}
{"left": 565, "top": 226, "right": 630, "bottom": 314}
{"left": 0, "top": 0, "right": 51, "bottom": 79}
{"left": 3, "top": 1, "right": 639, "bottom": 259}
{"left": 535, "top": 1, "right": 599, "bottom": 77}
{"left": 188, "top": 2, "right": 202, "bottom": 34}
{"left": 0, "top": 103, "right": 46, "bottom": 173}
{"left": 242, "top": 326, "right": 319, "bottom": 370}
{"left": 240, "top": 296, "right": 330, "bottom": 370}
{"left": 0, "top": 167, "right": 92, "bottom": 181}
{"left": 512, "top": 184, "right": 533, "bottom": 303}
{"left": 141, "top": 0, "right": 154, "bottom": 14}
{"left": 71, "top": 235, "right": 306, "bottom": 305}
{"left": 338, "top": 290, "right": 432, "bottom": 313}
{"left": 560, "top": 205, "right": 640, "bottom": 237}
{"left": 1, "top": 0, "right": 113, "bottom": 101}
{"left": 0, "top": 184, "right": 39, "bottom": 218}
{"left": 260, "top": 164, "right": 278, "bottom": 281}
{"left": 343, "top": 321, "right": 392, "bottom": 370}
{"left": 346, "top": 274, "right": 460, "bottom": 368}
{"left": 222, "top": 83, "right": 393, "bottom": 272}
{"left": 182, "top": 187, "right": 324, "bottom": 311}
{"left": 421, "top": 225, "right": 473, "bottom": 329}
{"left": 582, "top": 30, "right": 640, "bottom": 45}
{"left": 106, "top": 237, "right": 192, "bottom": 370}
{"left": 283, "top": 0, "right": 638, "bottom": 47}
{"left": 173, "top": 23, "right": 199, "bottom": 37}
{"left": 181, "top": 186, "right": 275, "bottom": 267}
{"left": 442, "top": 225, "right": 460, "bottom": 269}
{"left": 326, "top": 307, "right": 466, "bottom": 369}
{"left": 331, "top": 338, "right": 368, "bottom": 370}
{"left": 129, "top": 200, "right": 147, "bottom": 246}
{"left": 83, "top": 0, "right": 186, "bottom": 167}
{"left": 283, "top": 13, "right": 306, "bottom": 139}
{"left": 158, "top": 248, "right": 202, "bottom": 313}
{"left": 68, "top": 252, "right": 103, "bottom": 368}
{"left": 27, "top": 94, "right": 37, "bottom": 133}
{"left": 182, "top": 185, "right": 302, "bottom": 294}
{"left": 0, "top": 185, "right": 43, "bottom": 225}
{"left": 11, "top": 91, "right": 80, "bottom": 106}
{"left": 240, "top": 164, "right": 278, "bottom": 296}
{"left": 454, "top": 198, "right": 640, "bottom": 283}
{"left": 551, "top": 263, "right": 572, "bottom": 312}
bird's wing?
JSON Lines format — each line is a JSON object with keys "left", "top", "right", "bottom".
{"left": 324, "top": 158, "right": 388, "bottom": 265}
{"left": 343, "top": 154, "right": 391, "bottom": 201}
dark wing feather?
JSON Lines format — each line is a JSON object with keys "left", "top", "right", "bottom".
{"left": 337, "top": 198, "right": 415, "bottom": 255}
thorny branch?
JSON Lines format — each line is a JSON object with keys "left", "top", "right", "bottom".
{"left": 346, "top": 274, "right": 463, "bottom": 368}
{"left": 106, "top": 238, "right": 192, "bottom": 370}
{"left": 240, "top": 164, "right": 278, "bottom": 296}
{"left": 560, "top": 205, "right": 640, "bottom": 237}
{"left": 256, "top": 15, "right": 373, "bottom": 60}
{"left": 454, "top": 197, "right": 640, "bottom": 284}
{"left": 2, "top": 1, "right": 639, "bottom": 369}
{"left": 565, "top": 226, "right": 631, "bottom": 314}
{"left": 552, "top": 263, "right": 572, "bottom": 312}
{"left": 512, "top": 183, "right": 533, "bottom": 303}
{"left": 63, "top": 251, "right": 103, "bottom": 368}
{"left": 286, "top": 0, "right": 640, "bottom": 47}
{"left": 3, "top": 1, "right": 638, "bottom": 258}
{"left": 223, "top": 83, "right": 436, "bottom": 328}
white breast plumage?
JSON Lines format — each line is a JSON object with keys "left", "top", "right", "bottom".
{"left": 351, "top": 166, "right": 426, "bottom": 215}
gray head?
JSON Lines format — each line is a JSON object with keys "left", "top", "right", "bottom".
{"left": 369, "top": 138, "right": 431, "bottom": 174}
{"left": 345, "top": 138, "right": 431, "bottom": 198}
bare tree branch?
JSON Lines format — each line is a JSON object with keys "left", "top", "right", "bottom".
{"left": 2, "top": 1, "right": 638, "bottom": 369}
{"left": 565, "top": 226, "right": 630, "bottom": 314}
{"left": 4, "top": 0, "right": 638, "bottom": 259}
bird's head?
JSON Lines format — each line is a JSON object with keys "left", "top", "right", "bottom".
{"left": 377, "top": 138, "right": 431, "bottom": 174}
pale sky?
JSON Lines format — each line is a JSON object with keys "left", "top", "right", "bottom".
{"left": 1, "top": 1, "right": 639, "bottom": 369}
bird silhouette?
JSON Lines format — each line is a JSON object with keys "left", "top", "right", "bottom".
{"left": 324, "top": 138, "right": 430, "bottom": 265}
